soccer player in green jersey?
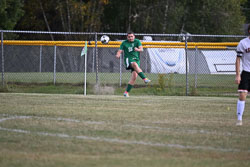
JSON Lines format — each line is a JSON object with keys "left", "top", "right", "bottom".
{"left": 116, "top": 31, "right": 151, "bottom": 97}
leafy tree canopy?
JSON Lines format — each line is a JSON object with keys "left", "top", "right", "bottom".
{"left": 8, "top": 0, "right": 248, "bottom": 35}
{"left": 0, "top": 0, "right": 24, "bottom": 30}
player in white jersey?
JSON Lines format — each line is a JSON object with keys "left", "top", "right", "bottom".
{"left": 235, "top": 25, "right": 250, "bottom": 126}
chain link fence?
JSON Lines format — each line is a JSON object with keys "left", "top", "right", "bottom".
{"left": 0, "top": 30, "right": 246, "bottom": 96}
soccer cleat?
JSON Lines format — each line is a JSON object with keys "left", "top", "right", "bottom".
{"left": 123, "top": 92, "right": 129, "bottom": 97}
{"left": 236, "top": 120, "right": 242, "bottom": 126}
{"left": 144, "top": 78, "right": 151, "bottom": 84}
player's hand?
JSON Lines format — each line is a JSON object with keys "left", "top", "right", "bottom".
{"left": 116, "top": 54, "right": 120, "bottom": 59}
{"left": 235, "top": 75, "right": 241, "bottom": 84}
{"left": 134, "top": 47, "right": 140, "bottom": 52}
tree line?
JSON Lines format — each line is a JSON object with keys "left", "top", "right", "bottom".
{"left": 0, "top": 0, "right": 249, "bottom": 35}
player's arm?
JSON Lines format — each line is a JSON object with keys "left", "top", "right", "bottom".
{"left": 134, "top": 40, "right": 143, "bottom": 52}
{"left": 134, "top": 45, "right": 143, "bottom": 52}
{"left": 235, "top": 42, "right": 243, "bottom": 84}
{"left": 116, "top": 49, "right": 123, "bottom": 59}
{"left": 235, "top": 55, "right": 241, "bottom": 84}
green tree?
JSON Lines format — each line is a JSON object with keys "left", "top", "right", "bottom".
{"left": 183, "top": 0, "right": 246, "bottom": 35}
{"left": 102, "top": 0, "right": 246, "bottom": 35}
{"left": 0, "top": 0, "right": 24, "bottom": 30}
{"left": 15, "top": 0, "right": 108, "bottom": 33}
{"left": 102, "top": 0, "right": 186, "bottom": 34}
{"left": 14, "top": 0, "right": 247, "bottom": 35}
{"left": 242, "top": 0, "right": 250, "bottom": 24}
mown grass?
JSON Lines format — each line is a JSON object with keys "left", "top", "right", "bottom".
{"left": 0, "top": 72, "right": 238, "bottom": 96}
{"left": 0, "top": 93, "right": 250, "bottom": 167}
{"left": 0, "top": 72, "right": 235, "bottom": 86}
{"left": 0, "top": 82, "right": 237, "bottom": 97}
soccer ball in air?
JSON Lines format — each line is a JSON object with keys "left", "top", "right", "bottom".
{"left": 100, "top": 35, "right": 110, "bottom": 44}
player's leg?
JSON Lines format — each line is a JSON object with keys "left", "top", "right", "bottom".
{"left": 236, "top": 92, "right": 247, "bottom": 126}
{"left": 128, "top": 71, "right": 138, "bottom": 85}
{"left": 124, "top": 71, "right": 138, "bottom": 97}
{"left": 236, "top": 71, "right": 249, "bottom": 126}
{"left": 131, "top": 62, "right": 151, "bottom": 83}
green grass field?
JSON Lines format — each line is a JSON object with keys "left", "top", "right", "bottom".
{"left": 0, "top": 72, "right": 238, "bottom": 96}
{"left": 1, "top": 72, "right": 235, "bottom": 86}
{"left": 0, "top": 93, "right": 249, "bottom": 167}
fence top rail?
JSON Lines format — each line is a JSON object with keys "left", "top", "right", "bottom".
{"left": 0, "top": 40, "right": 239, "bottom": 47}
{"left": 0, "top": 30, "right": 247, "bottom": 38}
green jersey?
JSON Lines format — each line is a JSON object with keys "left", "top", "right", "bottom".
{"left": 120, "top": 39, "right": 142, "bottom": 69}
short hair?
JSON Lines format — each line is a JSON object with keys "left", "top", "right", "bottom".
{"left": 248, "top": 24, "right": 250, "bottom": 34}
{"left": 127, "top": 31, "right": 134, "bottom": 35}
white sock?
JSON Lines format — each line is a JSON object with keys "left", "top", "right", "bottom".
{"left": 237, "top": 100, "right": 245, "bottom": 121}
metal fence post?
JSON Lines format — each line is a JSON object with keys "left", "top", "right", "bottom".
{"left": 95, "top": 32, "right": 99, "bottom": 84}
{"left": 119, "top": 52, "right": 122, "bottom": 87}
{"left": 1, "top": 31, "right": 4, "bottom": 87}
{"left": 39, "top": 45, "right": 42, "bottom": 72}
{"left": 84, "top": 44, "right": 87, "bottom": 96}
{"left": 53, "top": 45, "right": 57, "bottom": 85}
{"left": 185, "top": 34, "right": 189, "bottom": 96}
{"left": 195, "top": 46, "right": 198, "bottom": 89}
{"left": 92, "top": 47, "right": 95, "bottom": 73}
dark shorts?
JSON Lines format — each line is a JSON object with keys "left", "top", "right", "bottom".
{"left": 238, "top": 70, "right": 250, "bottom": 92}
{"left": 125, "top": 58, "right": 140, "bottom": 72}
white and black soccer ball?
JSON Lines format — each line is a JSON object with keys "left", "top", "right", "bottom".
{"left": 100, "top": 35, "right": 110, "bottom": 44}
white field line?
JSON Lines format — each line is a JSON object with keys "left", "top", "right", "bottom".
{"left": 0, "top": 126, "right": 240, "bottom": 153}
{"left": 123, "top": 124, "right": 241, "bottom": 137}
{"left": 0, "top": 114, "right": 247, "bottom": 153}
{"left": 0, "top": 92, "right": 236, "bottom": 102}
{"left": 0, "top": 114, "right": 248, "bottom": 138}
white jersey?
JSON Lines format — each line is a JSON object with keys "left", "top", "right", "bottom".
{"left": 237, "top": 37, "right": 250, "bottom": 72}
